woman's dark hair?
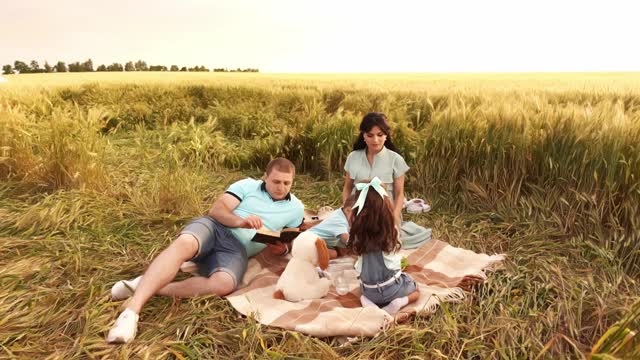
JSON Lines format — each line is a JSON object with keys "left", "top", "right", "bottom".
{"left": 348, "top": 189, "right": 400, "bottom": 255}
{"left": 352, "top": 112, "right": 399, "bottom": 153}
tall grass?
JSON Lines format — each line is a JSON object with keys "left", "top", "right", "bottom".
{"left": 1, "top": 101, "right": 111, "bottom": 191}
{"left": 1, "top": 73, "right": 639, "bottom": 358}
{"left": 411, "top": 94, "right": 640, "bottom": 274}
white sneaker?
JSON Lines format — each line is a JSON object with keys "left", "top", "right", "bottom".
{"left": 106, "top": 308, "right": 139, "bottom": 344}
{"left": 111, "top": 276, "right": 142, "bottom": 301}
{"left": 404, "top": 199, "right": 431, "bottom": 214}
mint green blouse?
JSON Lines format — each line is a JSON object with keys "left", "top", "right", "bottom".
{"left": 343, "top": 147, "right": 409, "bottom": 202}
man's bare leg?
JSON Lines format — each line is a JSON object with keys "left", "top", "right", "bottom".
{"left": 107, "top": 234, "right": 199, "bottom": 343}
{"left": 125, "top": 234, "right": 199, "bottom": 313}
{"left": 156, "top": 271, "right": 235, "bottom": 298}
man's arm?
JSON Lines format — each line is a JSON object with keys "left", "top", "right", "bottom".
{"left": 209, "top": 192, "right": 286, "bottom": 255}
{"left": 208, "top": 193, "right": 263, "bottom": 229}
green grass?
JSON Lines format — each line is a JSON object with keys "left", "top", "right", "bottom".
{"left": 1, "top": 73, "right": 639, "bottom": 358}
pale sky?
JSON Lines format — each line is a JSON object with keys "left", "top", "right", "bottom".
{"left": 1, "top": 0, "right": 638, "bottom": 73}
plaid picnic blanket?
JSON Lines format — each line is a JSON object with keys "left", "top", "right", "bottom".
{"left": 226, "top": 239, "right": 504, "bottom": 337}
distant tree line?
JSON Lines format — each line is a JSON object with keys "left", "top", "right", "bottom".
{"left": 2, "top": 59, "right": 259, "bottom": 75}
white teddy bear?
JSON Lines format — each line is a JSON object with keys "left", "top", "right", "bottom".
{"left": 274, "top": 231, "right": 332, "bottom": 302}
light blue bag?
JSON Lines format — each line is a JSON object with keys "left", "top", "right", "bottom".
{"left": 400, "top": 221, "right": 432, "bottom": 249}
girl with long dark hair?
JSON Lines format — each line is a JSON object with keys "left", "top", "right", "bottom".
{"left": 348, "top": 177, "right": 420, "bottom": 315}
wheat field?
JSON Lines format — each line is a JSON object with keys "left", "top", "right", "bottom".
{"left": 1, "top": 72, "right": 639, "bottom": 359}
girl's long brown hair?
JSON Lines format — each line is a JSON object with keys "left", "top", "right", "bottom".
{"left": 348, "top": 189, "right": 400, "bottom": 255}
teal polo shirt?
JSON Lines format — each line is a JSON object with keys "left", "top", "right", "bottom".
{"left": 225, "top": 178, "right": 304, "bottom": 257}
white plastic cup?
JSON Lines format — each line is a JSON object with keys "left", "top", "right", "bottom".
{"left": 335, "top": 270, "right": 349, "bottom": 295}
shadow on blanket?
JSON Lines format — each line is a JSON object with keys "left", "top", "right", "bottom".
{"left": 225, "top": 239, "right": 504, "bottom": 337}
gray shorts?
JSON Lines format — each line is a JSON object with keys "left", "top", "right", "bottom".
{"left": 360, "top": 272, "right": 417, "bottom": 307}
{"left": 180, "top": 216, "right": 248, "bottom": 289}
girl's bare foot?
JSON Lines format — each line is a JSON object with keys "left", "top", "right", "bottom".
{"left": 394, "top": 310, "right": 416, "bottom": 324}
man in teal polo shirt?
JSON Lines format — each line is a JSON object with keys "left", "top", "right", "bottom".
{"left": 107, "top": 158, "right": 304, "bottom": 344}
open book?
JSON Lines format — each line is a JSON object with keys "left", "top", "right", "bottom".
{"left": 251, "top": 227, "right": 302, "bottom": 245}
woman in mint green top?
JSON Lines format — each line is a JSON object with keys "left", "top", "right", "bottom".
{"left": 342, "top": 112, "right": 409, "bottom": 226}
